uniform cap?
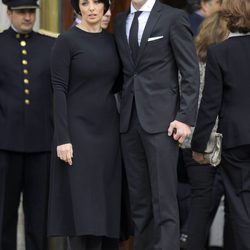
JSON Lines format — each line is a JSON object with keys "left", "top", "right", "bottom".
{"left": 2, "top": 0, "right": 39, "bottom": 9}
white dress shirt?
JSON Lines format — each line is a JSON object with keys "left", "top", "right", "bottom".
{"left": 126, "top": 0, "right": 156, "bottom": 45}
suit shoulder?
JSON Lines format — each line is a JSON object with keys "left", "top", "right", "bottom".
{"left": 0, "top": 29, "right": 7, "bottom": 38}
{"left": 207, "top": 40, "right": 229, "bottom": 61}
{"left": 161, "top": 4, "right": 187, "bottom": 18}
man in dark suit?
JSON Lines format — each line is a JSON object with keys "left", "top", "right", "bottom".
{"left": 114, "top": 0, "right": 199, "bottom": 249}
{"left": 188, "top": 0, "right": 222, "bottom": 36}
{"left": 0, "top": 0, "right": 55, "bottom": 249}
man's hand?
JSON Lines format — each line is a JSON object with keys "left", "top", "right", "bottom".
{"left": 168, "top": 120, "right": 191, "bottom": 144}
{"left": 57, "top": 143, "right": 73, "bottom": 166}
{"left": 192, "top": 151, "right": 207, "bottom": 165}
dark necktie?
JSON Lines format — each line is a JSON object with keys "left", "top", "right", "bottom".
{"left": 129, "top": 11, "right": 142, "bottom": 62}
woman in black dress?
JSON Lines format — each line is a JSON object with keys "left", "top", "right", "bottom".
{"left": 48, "top": 0, "right": 122, "bottom": 249}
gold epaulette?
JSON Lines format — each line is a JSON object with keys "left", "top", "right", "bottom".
{"left": 38, "top": 29, "right": 59, "bottom": 38}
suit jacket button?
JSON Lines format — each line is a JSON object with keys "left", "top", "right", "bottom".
{"left": 20, "top": 41, "right": 26, "bottom": 47}
{"left": 24, "top": 79, "right": 29, "bottom": 84}
{"left": 22, "top": 50, "right": 28, "bottom": 55}
{"left": 22, "top": 60, "right": 28, "bottom": 65}
{"left": 24, "top": 99, "right": 30, "bottom": 105}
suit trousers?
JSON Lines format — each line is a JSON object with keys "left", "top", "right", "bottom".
{"left": 182, "top": 148, "right": 216, "bottom": 250}
{"left": 68, "top": 236, "right": 119, "bottom": 250}
{"left": 0, "top": 150, "right": 50, "bottom": 250}
{"left": 221, "top": 145, "right": 250, "bottom": 250}
{"left": 121, "top": 106, "right": 180, "bottom": 250}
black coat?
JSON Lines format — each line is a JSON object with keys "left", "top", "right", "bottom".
{"left": 0, "top": 28, "right": 55, "bottom": 152}
{"left": 114, "top": 0, "right": 200, "bottom": 134}
{"left": 192, "top": 35, "right": 250, "bottom": 152}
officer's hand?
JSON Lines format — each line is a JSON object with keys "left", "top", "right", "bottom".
{"left": 168, "top": 120, "right": 191, "bottom": 144}
{"left": 57, "top": 143, "right": 73, "bottom": 166}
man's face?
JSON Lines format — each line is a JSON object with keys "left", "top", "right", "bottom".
{"left": 8, "top": 9, "right": 36, "bottom": 34}
{"left": 202, "top": 0, "right": 222, "bottom": 17}
{"left": 132, "top": 0, "right": 147, "bottom": 9}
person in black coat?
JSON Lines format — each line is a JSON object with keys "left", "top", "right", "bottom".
{"left": 192, "top": 0, "right": 250, "bottom": 249}
{"left": 0, "top": 0, "right": 55, "bottom": 249}
{"left": 188, "top": 0, "right": 222, "bottom": 36}
{"left": 181, "top": 12, "right": 229, "bottom": 250}
{"left": 114, "top": 0, "right": 200, "bottom": 249}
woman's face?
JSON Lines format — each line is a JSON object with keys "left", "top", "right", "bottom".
{"left": 79, "top": 0, "right": 104, "bottom": 25}
{"left": 101, "top": 8, "right": 111, "bottom": 29}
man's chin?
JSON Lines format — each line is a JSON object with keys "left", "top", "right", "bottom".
{"left": 20, "top": 27, "right": 33, "bottom": 33}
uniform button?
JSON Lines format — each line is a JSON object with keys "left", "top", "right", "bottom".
{"left": 25, "top": 34, "right": 29, "bottom": 39}
{"left": 23, "top": 69, "right": 29, "bottom": 75}
{"left": 24, "top": 79, "right": 29, "bottom": 84}
{"left": 24, "top": 89, "right": 30, "bottom": 95}
{"left": 22, "top": 60, "right": 28, "bottom": 65}
{"left": 24, "top": 99, "right": 30, "bottom": 105}
{"left": 22, "top": 50, "right": 27, "bottom": 55}
{"left": 20, "top": 41, "right": 26, "bottom": 47}
{"left": 16, "top": 34, "right": 20, "bottom": 39}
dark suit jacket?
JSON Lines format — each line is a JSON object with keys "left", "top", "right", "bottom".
{"left": 0, "top": 28, "right": 55, "bottom": 152}
{"left": 192, "top": 36, "right": 250, "bottom": 152}
{"left": 189, "top": 11, "right": 204, "bottom": 37}
{"left": 114, "top": 0, "right": 200, "bottom": 134}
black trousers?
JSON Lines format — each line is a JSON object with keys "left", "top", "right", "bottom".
{"left": 0, "top": 150, "right": 50, "bottom": 250}
{"left": 121, "top": 107, "right": 180, "bottom": 250}
{"left": 221, "top": 145, "right": 250, "bottom": 250}
{"left": 182, "top": 149, "right": 216, "bottom": 250}
{"left": 68, "top": 236, "right": 119, "bottom": 250}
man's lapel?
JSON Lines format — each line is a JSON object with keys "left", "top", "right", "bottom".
{"left": 136, "top": 0, "right": 162, "bottom": 66}
{"left": 119, "top": 10, "right": 135, "bottom": 67}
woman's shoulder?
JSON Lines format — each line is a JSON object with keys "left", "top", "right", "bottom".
{"left": 55, "top": 27, "right": 80, "bottom": 46}
{"left": 59, "top": 27, "right": 77, "bottom": 39}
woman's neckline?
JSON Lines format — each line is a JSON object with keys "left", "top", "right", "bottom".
{"left": 75, "top": 25, "right": 103, "bottom": 34}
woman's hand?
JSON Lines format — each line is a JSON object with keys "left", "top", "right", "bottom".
{"left": 57, "top": 143, "right": 73, "bottom": 166}
{"left": 192, "top": 151, "right": 207, "bottom": 165}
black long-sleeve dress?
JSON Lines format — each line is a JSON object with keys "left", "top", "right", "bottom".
{"left": 48, "top": 26, "right": 122, "bottom": 238}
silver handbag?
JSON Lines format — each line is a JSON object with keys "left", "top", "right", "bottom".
{"left": 203, "top": 132, "right": 223, "bottom": 167}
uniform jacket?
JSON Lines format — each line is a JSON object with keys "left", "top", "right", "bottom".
{"left": 0, "top": 28, "right": 55, "bottom": 152}
{"left": 114, "top": 0, "right": 200, "bottom": 134}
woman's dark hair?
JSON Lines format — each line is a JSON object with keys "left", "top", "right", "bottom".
{"left": 71, "top": 0, "right": 110, "bottom": 15}
{"left": 223, "top": 0, "right": 250, "bottom": 33}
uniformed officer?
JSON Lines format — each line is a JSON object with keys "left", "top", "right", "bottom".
{"left": 0, "top": 0, "right": 55, "bottom": 249}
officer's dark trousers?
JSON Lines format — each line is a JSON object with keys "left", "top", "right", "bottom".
{"left": 0, "top": 150, "right": 50, "bottom": 250}
{"left": 183, "top": 148, "right": 216, "bottom": 250}
{"left": 221, "top": 145, "right": 250, "bottom": 250}
{"left": 121, "top": 107, "right": 180, "bottom": 250}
